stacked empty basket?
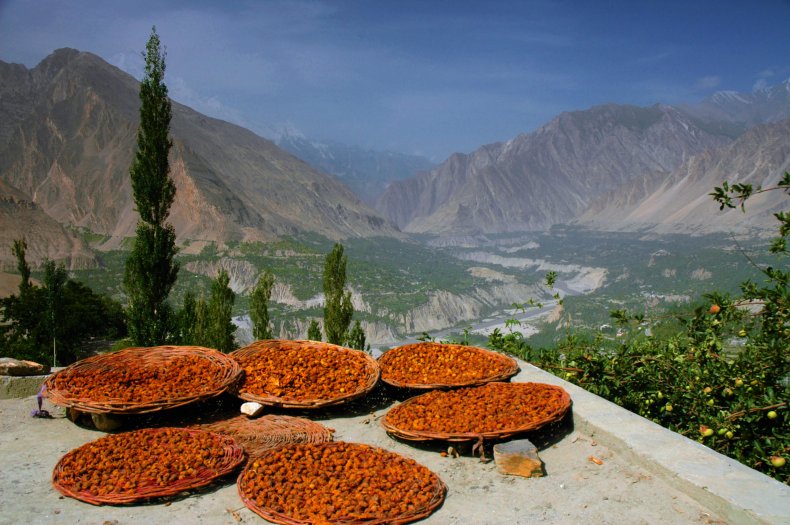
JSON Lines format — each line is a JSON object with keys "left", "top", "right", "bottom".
{"left": 197, "top": 414, "right": 335, "bottom": 458}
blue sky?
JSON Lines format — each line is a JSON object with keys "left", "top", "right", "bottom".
{"left": 1, "top": 0, "right": 789, "bottom": 161}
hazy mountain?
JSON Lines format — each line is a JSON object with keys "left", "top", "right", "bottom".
{"left": 578, "top": 118, "right": 790, "bottom": 233}
{"left": 0, "top": 49, "right": 397, "bottom": 266}
{"left": 275, "top": 131, "right": 434, "bottom": 205}
{"left": 680, "top": 79, "right": 790, "bottom": 129}
{"left": 375, "top": 104, "right": 733, "bottom": 234}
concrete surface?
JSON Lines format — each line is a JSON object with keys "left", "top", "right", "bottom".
{"left": 0, "top": 357, "right": 787, "bottom": 524}
{"left": 0, "top": 368, "right": 63, "bottom": 400}
{"left": 514, "top": 363, "right": 790, "bottom": 525}
{"left": 0, "top": 373, "right": 48, "bottom": 399}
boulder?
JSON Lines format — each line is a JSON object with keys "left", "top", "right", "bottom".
{"left": 493, "top": 439, "right": 544, "bottom": 478}
{"left": 0, "top": 357, "right": 50, "bottom": 376}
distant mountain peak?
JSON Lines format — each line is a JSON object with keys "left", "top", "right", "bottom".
{"left": 711, "top": 90, "right": 756, "bottom": 106}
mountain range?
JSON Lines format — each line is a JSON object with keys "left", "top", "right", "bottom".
{"left": 1, "top": 48, "right": 789, "bottom": 272}
{"left": 0, "top": 48, "right": 397, "bottom": 269}
{"left": 375, "top": 81, "right": 790, "bottom": 236}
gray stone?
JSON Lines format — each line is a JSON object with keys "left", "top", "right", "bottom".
{"left": 494, "top": 439, "right": 544, "bottom": 478}
{"left": 0, "top": 357, "right": 50, "bottom": 376}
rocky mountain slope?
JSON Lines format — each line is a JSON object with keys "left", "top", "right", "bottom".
{"left": 376, "top": 104, "right": 733, "bottom": 234}
{"left": 578, "top": 117, "right": 790, "bottom": 233}
{"left": 0, "top": 180, "right": 95, "bottom": 270}
{"left": 0, "top": 49, "right": 397, "bottom": 266}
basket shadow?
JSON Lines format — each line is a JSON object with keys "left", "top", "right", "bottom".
{"left": 380, "top": 409, "right": 575, "bottom": 459}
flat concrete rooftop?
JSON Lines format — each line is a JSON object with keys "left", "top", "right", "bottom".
{"left": 0, "top": 358, "right": 787, "bottom": 525}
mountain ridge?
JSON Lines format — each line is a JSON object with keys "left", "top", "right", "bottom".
{"left": 375, "top": 103, "right": 735, "bottom": 234}
{"left": 0, "top": 48, "right": 399, "bottom": 267}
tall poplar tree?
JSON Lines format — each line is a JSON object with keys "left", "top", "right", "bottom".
{"left": 323, "top": 243, "right": 353, "bottom": 345}
{"left": 250, "top": 270, "right": 275, "bottom": 340}
{"left": 307, "top": 319, "right": 322, "bottom": 341}
{"left": 12, "top": 239, "right": 31, "bottom": 295}
{"left": 42, "top": 259, "right": 67, "bottom": 366}
{"left": 206, "top": 269, "right": 236, "bottom": 352}
{"left": 123, "top": 27, "right": 179, "bottom": 346}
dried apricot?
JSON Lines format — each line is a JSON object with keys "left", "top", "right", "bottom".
{"left": 232, "top": 340, "right": 378, "bottom": 407}
{"left": 379, "top": 343, "right": 518, "bottom": 388}
{"left": 52, "top": 427, "right": 245, "bottom": 504}
{"left": 238, "top": 441, "right": 445, "bottom": 523}
{"left": 384, "top": 382, "right": 570, "bottom": 438}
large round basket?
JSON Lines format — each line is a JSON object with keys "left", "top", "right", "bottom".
{"left": 383, "top": 382, "right": 571, "bottom": 443}
{"left": 238, "top": 441, "right": 446, "bottom": 525}
{"left": 52, "top": 427, "right": 245, "bottom": 505}
{"left": 378, "top": 342, "right": 519, "bottom": 389}
{"left": 231, "top": 340, "right": 380, "bottom": 409}
{"left": 197, "top": 415, "right": 335, "bottom": 458}
{"left": 44, "top": 346, "right": 243, "bottom": 414}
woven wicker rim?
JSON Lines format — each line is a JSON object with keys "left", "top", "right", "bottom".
{"left": 52, "top": 427, "right": 245, "bottom": 505}
{"left": 237, "top": 441, "right": 446, "bottom": 525}
{"left": 44, "top": 346, "right": 243, "bottom": 415}
{"left": 230, "top": 340, "right": 380, "bottom": 408}
{"left": 378, "top": 342, "right": 519, "bottom": 389}
{"left": 382, "top": 382, "right": 571, "bottom": 442}
{"left": 196, "top": 415, "right": 335, "bottom": 458}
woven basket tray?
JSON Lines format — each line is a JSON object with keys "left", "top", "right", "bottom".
{"left": 237, "top": 441, "right": 446, "bottom": 525}
{"left": 44, "top": 346, "right": 243, "bottom": 415}
{"left": 378, "top": 342, "right": 519, "bottom": 389}
{"left": 196, "top": 415, "right": 334, "bottom": 458}
{"left": 383, "top": 382, "right": 571, "bottom": 443}
{"left": 52, "top": 427, "right": 245, "bottom": 505}
{"left": 231, "top": 340, "right": 380, "bottom": 409}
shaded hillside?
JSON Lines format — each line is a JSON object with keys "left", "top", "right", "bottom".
{"left": 578, "top": 118, "right": 790, "bottom": 233}
{"left": 0, "top": 49, "right": 397, "bottom": 266}
{"left": 376, "top": 104, "right": 732, "bottom": 234}
{"left": 0, "top": 180, "right": 95, "bottom": 270}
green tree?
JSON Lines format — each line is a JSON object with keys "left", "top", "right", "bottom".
{"left": 307, "top": 319, "right": 322, "bottom": 341}
{"left": 176, "top": 290, "right": 198, "bottom": 344}
{"left": 347, "top": 320, "right": 368, "bottom": 352}
{"left": 1, "top": 239, "right": 38, "bottom": 350}
{"left": 193, "top": 295, "right": 209, "bottom": 347}
{"left": 1, "top": 240, "right": 126, "bottom": 364}
{"left": 12, "top": 239, "right": 31, "bottom": 294}
{"left": 42, "top": 259, "right": 67, "bottom": 366}
{"left": 205, "top": 269, "right": 236, "bottom": 352}
{"left": 323, "top": 243, "right": 354, "bottom": 345}
{"left": 250, "top": 270, "right": 275, "bottom": 340}
{"left": 123, "top": 27, "right": 179, "bottom": 346}
{"left": 490, "top": 174, "right": 789, "bottom": 483}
